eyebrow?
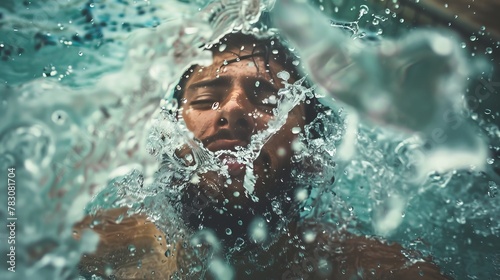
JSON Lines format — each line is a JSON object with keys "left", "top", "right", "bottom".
{"left": 187, "top": 76, "right": 232, "bottom": 91}
{"left": 244, "top": 77, "right": 280, "bottom": 93}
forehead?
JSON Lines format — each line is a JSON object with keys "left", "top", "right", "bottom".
{"left": 186, "top": 42, "right": 290, "bottom": 84}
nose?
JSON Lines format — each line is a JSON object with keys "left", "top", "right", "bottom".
{"left": 218, "top": 89, "right": 255, "bottom": 136}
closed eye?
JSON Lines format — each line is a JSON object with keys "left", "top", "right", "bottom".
{"left": 190, "top": 94, "right": 219, "bottom": 109}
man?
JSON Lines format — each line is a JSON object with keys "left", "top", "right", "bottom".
{"left": 75, "top": 32, "right": 451, "bottom": 279}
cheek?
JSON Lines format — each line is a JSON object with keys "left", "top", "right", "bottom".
{"left": 182, "top": 110, "right": 216, "bottom": 138}
{"left": 262, "top": 111, "right": 305, "bottom": 168}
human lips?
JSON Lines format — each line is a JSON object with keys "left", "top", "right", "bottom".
{"left": 205, "top": 139, "right": 247, "bottom": 152}
{"left": 205, "top": 139, "right": 248, "bottom": 176}
{"left": 219, "top": 154, "right": 246, "bottom": 176}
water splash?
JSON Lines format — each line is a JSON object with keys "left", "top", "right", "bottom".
{"left": 273, "top": 0, "right": 488, "bottom": 179}
{"left": 1, "top": 0, "right": 499, "bottom": 279}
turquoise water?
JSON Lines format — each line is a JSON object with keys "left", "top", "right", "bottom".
{"left": 1, "top": 0, "right": 499, "bottom": 279}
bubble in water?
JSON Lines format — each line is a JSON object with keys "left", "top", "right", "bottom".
{"left": 303, "top": 230, "right": 317, "bottom": 243}
{"left": 295, "top": 188, "right": 308, "bottom": 202}
{"left": 51, "top": 110, "right": 68, "bottom": 125}
{"left": 249, "top": 217, "right": 267, "bottom": 243}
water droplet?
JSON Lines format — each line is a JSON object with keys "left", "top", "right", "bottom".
{"left": 233, "top": 191, "right": 240, "bottom": 197}
{"left": 165, "top": 249, "right": 171, "bottom": 257}
{"left": 272, "top": 49, "right": 278, "bottom": 55}
{"left": 255, "top": 81, "right": 260, "bottom": 87}
{"left": 212, "top": 102, "right": 220, "bottom": 110}
{"left": 292, "top": 127, "right": 301, "bottom": 134}
{"left": 78, "top": 51, "right": 83, "bottom": 56}
{"left": 184, "top": 153, "right": 193, "bottom": 164}
{"left": 488, "top": 181, "right": 498, "bottom": 198}
{"left": 359, "top": 5, "right": 369, "bottom": 18}
{"left": 277, "top": 147, "right": 286, "bottom": 157}
{"left": 218, "top": 44, "right": 227, "bottom": 52}
{"left": 249, "top": 217, "right": 267, "bottom": 243}
{"left": 235, "top": 237, "right": 245, "bottom": 247}
{"left": 470, "top": 35, "right": 477, "bottom": 42}
{"left": 277, "top": 71, "right": 290, "bottom": 81}
{"left": 303, "top": 230, "right": 317, "bottom": 243}
{"left": 292, "top": 60, "right": 300, "bottom": 66}
{"left": 486, "top": 47, "right": 493, "bottom": 54}
{"left": 128, "top": 244, "right": 136, "bottom": 256}
{"left": 225, "top": 228, "right": 232, "bottom": 235}
{"left": 295, "top": 188, "right": 308, "bottom": 202}
{"left": 268, "top": 95, "right": 277, "bottom": 104}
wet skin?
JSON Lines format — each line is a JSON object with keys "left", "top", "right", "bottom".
{"left": 74, "top": 36, "right": 452, "bottom": 280}
{"left": 179, "top": 43, "right": 305, "bottom": 208}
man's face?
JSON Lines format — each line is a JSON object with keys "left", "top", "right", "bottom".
{"left": 179, "top": 42, "right": 306, "bottom": 205}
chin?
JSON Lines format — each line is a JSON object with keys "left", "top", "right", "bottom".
{"left": 178, "top": 175, "right": 294, "bottom": 244}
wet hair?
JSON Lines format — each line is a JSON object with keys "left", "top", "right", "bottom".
{"left": 173, "top": 32, "right": 321, "bottom": 124}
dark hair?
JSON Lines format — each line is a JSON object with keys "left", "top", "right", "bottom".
{"left": 173, "top": 32, "right": 322, "bottom": 124}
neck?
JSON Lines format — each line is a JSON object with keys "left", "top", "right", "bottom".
{"left": 179, "top": 183, "right": 299, "bottom": 249}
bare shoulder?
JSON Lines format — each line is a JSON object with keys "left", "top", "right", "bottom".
{"left": 73, "top": 208, "right": 178, "bottom": 279}
{"left": 315, "top": 230, "right": 452, "bottom": 280}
